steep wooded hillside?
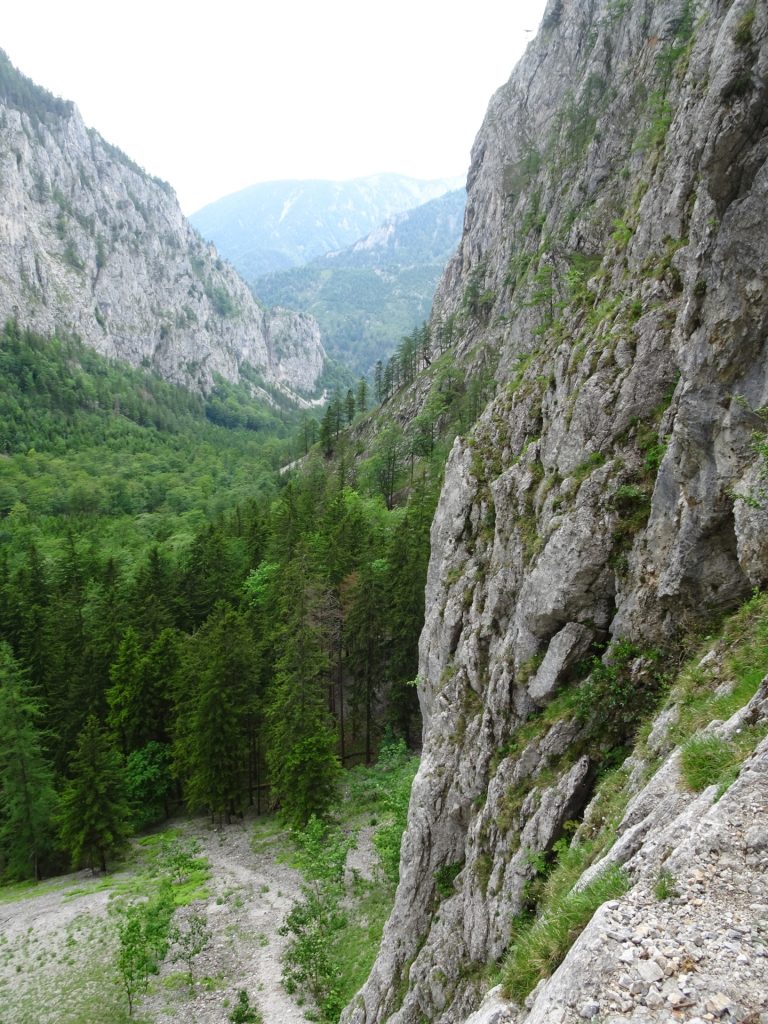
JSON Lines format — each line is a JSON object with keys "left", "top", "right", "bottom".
{"left": 342, "top": 0, "right": 768, "bottom": 1021}
{"left": 255, "top": 189, "right": 466, "bottom": 375}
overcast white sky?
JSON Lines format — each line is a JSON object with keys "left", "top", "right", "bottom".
{"left": 3, "top": 1, "right": 548, "bottom": 214}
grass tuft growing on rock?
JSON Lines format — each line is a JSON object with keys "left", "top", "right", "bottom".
{"left": 680, "top": 734, "right": 737, "bottom": 791}
{"left": 653, "top": 868, "right": 679, "bottom": 901}
{"left": 679, "top": 725, "right": 768, "bottom": 796}
{"left": 501, "top": 863, "right": 629, "bottom": 1002}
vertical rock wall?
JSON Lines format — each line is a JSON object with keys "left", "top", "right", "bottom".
{"left": 343, "top": 0, "right": 768, "bottom": 1021}
{"left": 0, "top": 66, "right": 325, "bottom": 395}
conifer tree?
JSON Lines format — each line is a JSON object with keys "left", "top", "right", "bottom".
{"left": 265, "top": 548, "right": 340, "bottom": 825}
{"left": 356, "top": 376, "right": 367, "bottom": 415}
{"left": 370, "top": 425, "right": 405, "bottom": 509}
{"left": 58, "top": 714, "right": 131, "bottom": 872}
{"left": 130, "top": 545, "right": 176, "bottom": 639}
{"left": 0, "top": 643, "right": 59, "bottom": 879}
{"left": 182, "top": 605, "right": 256, "bottom": 823}
{"left": 14, "top": 544, "right": 51, "bottom": 700}
{"left": 178, "top": 524, "right": 237, "bottom": 630}
{"left": 107, "top": 627, "right": 146, "bottom": 753}
{"left": 140, "top": 628, "right": 179, "bottom": 742}
{"left": 107, "top": 627, "right": 173, "bottom": 753}
{"left": 50, "top": 533, "right": 87, "bottom": 693}
{"left": 346, "top": 558, "right": 388, "bottom": 763}
{"left": 80, "top": 558, "right": 125, "bottom": 710}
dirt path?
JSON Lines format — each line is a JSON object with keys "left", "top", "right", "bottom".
{"left": 144, "top": 817, "right": 309, "bottom": 1024}
{"left": 0, "top": 814, "right": 371, "bottom": 1024}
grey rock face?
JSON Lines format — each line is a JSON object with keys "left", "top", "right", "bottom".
{"left": 0, "top": 88, "right": 325, "bottom": 395}
{"left": 527, "top": 623, "right": 593, "bottom": 705}
{"left": 496, "top": 687, "right": 768, "bottom": 1024}
{"left": 342, "top": 0, "right": 768, "bottom": 1021}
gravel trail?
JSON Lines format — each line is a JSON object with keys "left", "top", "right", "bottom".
{"left": 0, "top": 813, "right": 373, "bottom": 1024}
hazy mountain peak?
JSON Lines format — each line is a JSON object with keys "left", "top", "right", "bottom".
{"left": 189, "top": 173, "right": 465, "bottom": 279}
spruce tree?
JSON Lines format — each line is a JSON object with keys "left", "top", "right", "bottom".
{"left": 356, "top": 376, "right": 367, "bottom": 415}
{"left": 80, "top": 558, "right": 125, "bottom": 715}
{"left": 107, "top": 628, "right": 146, "bottom": 753}
{"left": 58, "top": 714, "right": 131, "bottom": 872}
{"left": 0, "top": 643, "right": 59, "bottom": 879}
{"left": 182, "top": 605, "right": 255, "bottom": 823}
{"left": 346, "top": 558, "right": 388, "bottom": 763}
{"left": 14, "top": 544, "right": 51, "bottom": 702}
{"left": 178, "top": 524, "right": 237, "bottom": 630}
{"left": 107, "top": 627, "right": 171, "bottom": 753}
{"left": 130, "top": 546, "right": 176, "bottom": 639}
{"left": 265, "top": 549, "right": 340, "bottom": 825}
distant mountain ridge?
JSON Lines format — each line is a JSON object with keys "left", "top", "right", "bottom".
{"left": 0, "top": 50, "right": 325, "bottom": 399}
{"left": 324, "top": 188, "right": 465, "bottom": 267}
{"left": 254, "top": 189, "right": 466, "bottom": 375}
{"left": 189, "top": 174, "right": 463, "bottom": 281}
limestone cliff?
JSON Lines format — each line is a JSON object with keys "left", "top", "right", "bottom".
{"left": 343, "top": 0, "right": 768, "bottom": 1021}
{"left": 0, "top": 53, "right": 325, "bottom": 396}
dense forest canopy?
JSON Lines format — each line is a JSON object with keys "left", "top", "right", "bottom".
{"left": 0, "top": 317, "right": 482, "bottom": 880}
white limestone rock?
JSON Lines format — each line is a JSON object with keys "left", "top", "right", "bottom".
{"left": 0, "top": 83, "right": 325, "bottom": 396}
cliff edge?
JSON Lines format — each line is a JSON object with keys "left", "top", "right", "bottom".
{"left": 343, "top": 0, "right": 768, "bottom": 1020}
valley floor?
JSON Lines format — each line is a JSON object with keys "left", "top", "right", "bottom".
{"left": 0, "top": 814, "right": 377, "bottom": 1024}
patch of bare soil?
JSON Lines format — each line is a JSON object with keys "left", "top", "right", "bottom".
{"left": 144, "top": 816, "right": 307, "bottom": 1024}
{"left": 0, "top": 813, "right": 377, "bottom": 1024}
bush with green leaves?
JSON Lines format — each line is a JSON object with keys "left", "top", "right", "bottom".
{"left": 280, "top": 816, "right": 355, "bottom": 1022}
{"left": 228, "top": 989, "right": 263, "bottom": 1023}
{"left": 125, "top": 741, "right": 174, "bottom": 828}
{"left": 369, "top": 741, "right": 419, "bottom": 886}
{"left": 113, "top": 881, "right": 176, "bottom": 1016}
{"left": 434, "top": 861, "right": 463, "bottom": 899}
{"left": 575, "top": 640, "right": 664, "bottom": 743}
{"left": 169, "top": 909, "right": 211, "bottom": 992}
{"left": 158, "top": 835, "right": 204, "bottom": 885}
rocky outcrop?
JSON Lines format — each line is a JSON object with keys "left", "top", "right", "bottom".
{"left": 343, "top": 0, "right": 768, "bottom": 1021}
{"left": 0, "top": 54, "right": 325, "bottom": 396}
{"left": 466, "top": 678, "right": 768, "bottom": 1023}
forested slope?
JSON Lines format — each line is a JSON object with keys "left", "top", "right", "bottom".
{"left": 254, "top": 190, "right": 466, "bottom": 376}
{"left": 0, "top": 320, "right": 437, "bottom": 882}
